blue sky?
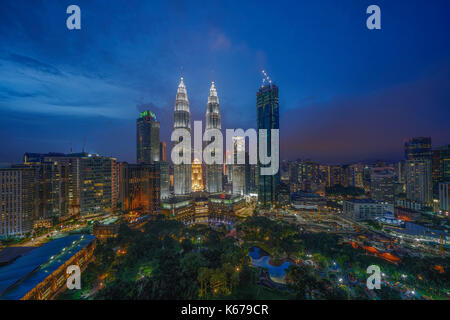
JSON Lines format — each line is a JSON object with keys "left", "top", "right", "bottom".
{"left": 0, "top": 0, "right": 449, "bottom": 164}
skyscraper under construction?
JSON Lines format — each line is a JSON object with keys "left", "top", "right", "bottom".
{"left": 257, "top": 80, "right": 280, "bottom": 207}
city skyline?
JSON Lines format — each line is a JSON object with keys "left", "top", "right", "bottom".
{"left": 1, "top": 1, "right": 450, "bottom": 165}
{"left": 0, "top": 1, "right": 449, "bottom": 304}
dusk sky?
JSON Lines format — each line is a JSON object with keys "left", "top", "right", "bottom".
{"left": 1, "top": 0, "right": 449, "bottom": 164}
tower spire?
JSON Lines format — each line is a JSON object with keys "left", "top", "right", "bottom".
{"left": 173, "top": 72, "right": 192, "bottom": 195}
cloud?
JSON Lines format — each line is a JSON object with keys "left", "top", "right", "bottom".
{"left": 208, "top": 29, "right": 232, "bottom": 51}
{"left": 0, "top": 53, "right": 139, "bottom": 119}
{"left": 281, "top": 66, "right": 450, "bottom": 163}
{"left": 6, "top": 53, "right": 62, "bottom": 75}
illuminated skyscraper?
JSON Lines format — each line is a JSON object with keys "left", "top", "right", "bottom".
{"left": 159, "top": 141, "right": 170, "bottom": 199}
{"left": 232, "top": 136, "right": 245, "bottom": 195}
{"left": 205, "top": 81, "right": 223, "bottom": 193}
{"left": 370, "top": 167, "right": 395, "bottom": 204}
{"left": 404, "top": 137, "right": 433, "bottom": 206}
{"left": 257, "top": 81, "right": 280, "bottom": 207}
{"left": 137, "top": 110, "right": 160, "bottom": 164}
{"left": 405, "top": 159, "right": 432, "bottom": 206}
{"left": 0, "top": 167, "right": 35, "bottom": 237}
{"left": 173, "top": 77, "right": 191, "bottom": 195}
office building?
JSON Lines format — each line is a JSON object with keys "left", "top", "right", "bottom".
{"left": 370, "top": 167, "right": 395, "bottom": 204}
{"left": 256, "top": 82, "right": 280, "bottom": 207}
{"left": 343, "top": 199, "right": 394, "bottom": 221}
{"left": 0, "top": 167, "right": 35, "bottom": 237}
{"left": 439, "top": 182, "right": 449, "bottom": 212}
{"left": 232, "top": 136, "right": 245, "bottom": 195}
{"left": 405, "top": 159, "right": 432, "bottom": 206}
{"left": 404, "top": 137, "right": 432, "bottom": 160}
{"left": 137, "top": 110, "right": 160, "bottom": 164}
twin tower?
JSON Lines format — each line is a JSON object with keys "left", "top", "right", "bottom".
{"left": 173, "top": 77, "right": 222, "bottom": 195}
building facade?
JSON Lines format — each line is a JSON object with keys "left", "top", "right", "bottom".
{"left": 370, "top": 167, "right": 395, "bottom": 204}
{"left": 439, "top": 182, "right": 449, "bottom": 212}
{"left": 161, "top": 196, "right": 194, "bottom": 223}
{"left": 137, "top": 110, "right": 160, "bottom": 165}
{"left": 191, "top": 158, "right": 204, "bottom": 192}
{"left": 0, "top": 168, "right": 35, "bottom": 237}
{"left": 405, "top": 137, "right": 432, "bottom": 160}
{"left": 232, "top": 136, "right": 245, "bottom": 195}
{"left": 173, "top": 77, "right": 192, "bottom": 195}
{"left": 79, "top": 155, "right": 115, "bottom": 216}
{"left": 343, "top": 199, "right": 394, "bottom": 221}
{"left": 119, "top": 163, "right": 160, "bottom": 214}
{"left": 256, "top": 83, "right": 280, "bottom": 207}
{"left": 405, "top": 159, "right": 432, "bottom": 206}
{"left": 208, "top": 193, "right": 245, "bottom": 224}
{"left": 205, "top": 81, "right": 223, "bottom": 194}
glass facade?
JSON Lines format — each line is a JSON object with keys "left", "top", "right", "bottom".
{"left": 256, "top": 83, "right": 280, "bottom": 207}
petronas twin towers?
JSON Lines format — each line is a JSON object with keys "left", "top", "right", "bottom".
{"left": 205, "top": 81, "right": 223, "bottom": 193}
{"left": 173, "top": 77, "right": 222, "bottom": 195}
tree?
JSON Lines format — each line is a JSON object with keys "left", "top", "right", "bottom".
{"left": 286, "top": 265, "right": 316, "bottom": 299}
{"left": 181, "top": 252, "right": 207, "bottom": 279}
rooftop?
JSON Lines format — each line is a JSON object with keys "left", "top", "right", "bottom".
{"left": 0, "top": 234, "right": 95, "bottom": 300}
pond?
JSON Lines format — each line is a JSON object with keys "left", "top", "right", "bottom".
{"left": 248, "top": 247, "right": 291, "bottom": 284}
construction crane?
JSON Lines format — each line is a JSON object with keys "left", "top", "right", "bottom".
{"left": 261, "top": 70, "right": 272, "bottom": 86}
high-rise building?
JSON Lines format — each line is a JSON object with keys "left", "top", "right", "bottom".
{"left": 244, "top": 151, "right": 257, "bottom": 195}
{"left": 404, "top": 137, "right": 433, "bottom": 206}
{"left": 405, "top": 159, "right": 432, "bottom": 206}
{"left": 327, "top": 165, "right": 343, "bottom": 187}
{"left": 32, "top": 161, "right": 70, "bottom": 220}
{"left": 159, "top": 161, "right": 170, "bottom": 200}
{"left": 232, "top": 136, "right": 245, "bottom": 195}
{"left": 348, "top": 163, "right": 364, "bottom": 188}
{"left": 23, "top": 152, "right": 117, "bottom": 217}
{"left": 397, "top": 160, "right": 406, "bottom": 184}
{"left": 137, "top": 110, "right": 160, "bottom": 164}
{"left": 79, "top": 155, "right": 114, "bottom": 216}
{"left": 159, "top": 141, "right": 170, "bottom": 200}
{"left": 432, "top": 145, "right": 450, "bottom": 193}
{"left": 405, "top": 137, "right": 432, "bottom": 160}
{"left": 439, "top": 182, "right": 449, "bottom": 211}
{"left": 256, "top": 82, "right": 280, "bottom": 207}
{"left": 173, "top": 77, "right": 191, "bottom": 195}
{"left": 119, "top": 163, "right": 160, "bottom": 214}
{"left": 297, "top": 160, "right": 320, "bottom": 192}
{"left": 24, "top": 152, "right": 81, "bottom": 217}
{"left": 0, "top": 167, "right": 35, "bottom": 237}
{"left": 370, "top": 167, "right": 395, "bottom": 204}
{"left": 160, "top": 142, "right": 167, "bottom": 162}
{"left": 205, "top": 81, "right": 223, "bottom": 193}
{"left": 405, "top": 137, "right": 433, "bottom": 160}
